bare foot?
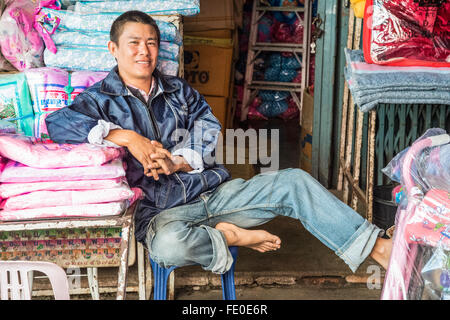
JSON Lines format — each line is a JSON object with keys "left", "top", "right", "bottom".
{"left": 370, "top": 237, "right": 393, "bottom": 270}
{"left": 215, "top": 222, "right": 281, "bottom": 253}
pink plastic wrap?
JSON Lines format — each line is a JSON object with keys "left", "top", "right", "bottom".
{"left": 0, "top": 185, "right": 136, "bottom": 210}
{"left": 381, "top": 129, "right": 450, "bottom": 300}
{"left": 0, "top": 159, "right": 126, "bottom": 183}
{"left": 0, "top": 177, "right": 126, "bottom": 198}
{"left": 0, "top": 201, "right": 126, "bottom": 221}
{"left": 364, "top": 0, "right": 450, "bottom": 67}
{"left": 0, "top": 134, "right": 124, "bottom": 169}
{"left": 0, "top": 0, "right": 44, "bottom": 70}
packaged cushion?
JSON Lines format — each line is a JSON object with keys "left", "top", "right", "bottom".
{"left": 74, "top": 0, "right": 200, "bottom": 16}
{"left": 363, "top": 0, "right": 450, "bottom": 67}
{"left": 0, "top": 72, "right": 34, "bottom": 136}
{"left": 0, "top": 201, "right": 126, "bottom": 221}
{"left": 39, "top": 7, "right": 182, "bottom": 44}
{"left": 44, "top": 47, "right": 179, "bottom": 75}
{"left": 0, "top": 159, "right": 126, "bottom": 183}
{"left": 0, "top": 134, "right": 125, "bottom": 169}
{"left": 0, "top": 177, "right": 127, "bottom": 198}
{"left": 0, "top": 185, "right": 136, "bottom": 210}
{"left": 24, "top": 67, "right": 108, "bottom": 113}
{"left": 0, "top": 0, "right": 44, "bottom": 70}
{"left": 51, "top": 30, "right": 180, "bottom": 60}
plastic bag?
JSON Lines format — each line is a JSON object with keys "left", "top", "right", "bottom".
{"left": 257, "top": 100, "right": 289, "bottom": 118}
{"left": 0, "top": 0, "right": 44, "bottom": 70}
{"left": 278, "top": 97, "right": 299, "bottom": 121}
{"left": 0, "top": 177, "right": 126, "bottom": 198}
{"left": 0, "top": 72, "right": 34, "bottom": 136}
{"left": 0, "top": 201, "right": 126, "bottom": 221}
{"left": 0, "top": 185, "right": 136, "bottom": 210}
{"left": 0, "top": 134, "right": 125, "bottom": 169}
{"left": 24, "top": 67, "right": 108, "bottom": 113}
{"left": 363, "top": 0, "right": 450, "bottom": 67}
{"left": 381, "top": 128, "right": 450, "bottom": 300}
{"left": 73, "top": 0, "right": 200, "bottom": 16}
{"left": 0, "top": 158, "right": 126, "bottom": 183}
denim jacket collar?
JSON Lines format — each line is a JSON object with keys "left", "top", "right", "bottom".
{"left": 100, "top": 66, "right": 179, "bottom": 97}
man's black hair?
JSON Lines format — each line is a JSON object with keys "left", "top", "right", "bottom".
{"left": 110, "top": 10, "right": 161, "bottom": 46}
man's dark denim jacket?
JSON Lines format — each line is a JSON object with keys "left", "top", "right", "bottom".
{"left": 46, "top": 67, "right": 230, "bottom": 243}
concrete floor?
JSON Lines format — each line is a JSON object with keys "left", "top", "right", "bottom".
{"left": 34, "top": 119, "right": 385, "bottom": 300}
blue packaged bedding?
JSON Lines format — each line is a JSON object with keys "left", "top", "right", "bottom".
{"left": 41, "top": 7, "right": 182, "bottom": 44}
{"left": 74, "top": 0, "right": 200, "bottom": 16}
{"left": 44, "top": 47, "right": 179, "bottom": 76}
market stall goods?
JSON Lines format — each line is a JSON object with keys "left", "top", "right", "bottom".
{"left": 0, "top": 72, "right": 34, "bottom": 136}
{"left": 344, "top": 49, "right": 450, "bottom": 112}
{"left": 0, "top": 158, "right": 126, "bottom": 183}
{"left": 363, "top": 0, "right": 450, "bottom": 67}
{"left": 0, "top": 201, "right": 127, "bottom": 221}
{"left": 0, "top": 134, "right": 125, "bottom": 169}
{"left": 43, "top": 46, "right": 179, "bottom": 75}
{"left": 38, "top": 7, "right": 182, "bottom": 43}
{"left": 0, "top": 0, "right": 45, "bottom": 70}
{"left": 24, "top": 67, "right": 108, "bottom": 113}
{"left": 0, "top": 177, "right": 126, "bottom": 198}
{"left": 73, "top": 0, "right": 200, "bottom": 16}
{"left": 0, "top": 186, "right": 136, "bottom": 210}
{"left": 381, "top": 128, "right": 450, "bottom": 300}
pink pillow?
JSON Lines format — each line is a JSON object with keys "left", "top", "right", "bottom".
{"left": 0, "top": 134, "right": 124, "bottom": 168}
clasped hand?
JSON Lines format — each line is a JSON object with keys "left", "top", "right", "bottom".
{"left": 127, "top": 134, "right": 187, "bottom": 180}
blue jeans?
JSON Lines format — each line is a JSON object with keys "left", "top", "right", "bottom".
{"left": 145, "top": 168, "right": 383, "bottom": 274}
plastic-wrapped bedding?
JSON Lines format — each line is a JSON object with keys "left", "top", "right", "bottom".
{"left": 44, "top": 47, "right": 179, "bottom": 75}
{"left": 0, "top": 159, "right": 126, "bottom": 183}
{"left": 40, "top": 7, "right": 182, "bottom": 44}
{"left": 24, "top": 67, "right": 108, "bottom": 113}
{"left": 363, "top": 0, "right": 450, "bottom": 67}
{"left": 0, "top": 0, "right": 45, "bottom": 70}
{"left": 380, "top": 128, "right": 450, "bottom": 300}
{"left": 0, "top": 185, "right": 136, "bottom": 210}
{"left": 51, "top": 30, "right": 180, "bottom": 60}
{"left": 0, "top": 201, "right": 127, "bottom": 221}
{"left": 0, "top": 134, "right": 125, "bottom": 169}
{"left": 74, "top": 0, "right": 200, "bottom": 16}
{"left": 0, "top": 177, "right": 127, "bottom": 198}
{"left": 0, "top": 72, "right": 34, "bottom": 136}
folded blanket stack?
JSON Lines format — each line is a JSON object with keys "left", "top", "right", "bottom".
{"left": 0, "top": 134, "right": 143, "bottom": 221}
{"left": 0, "top": 72, "right": 35, "bottom": 136}
{"left": 38, "top": 0, "right": 200, "bottom": 75}
{"left": 344, "top": 49, "right": 450, "bottom": 112}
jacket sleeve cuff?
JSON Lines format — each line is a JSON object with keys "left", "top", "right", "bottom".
{"left": 87, "top": 120, "right": 123, "bottom": 148}
{"left": 172, "top": 148, "right": 204, "bottom": 174}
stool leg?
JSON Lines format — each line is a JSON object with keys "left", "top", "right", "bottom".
{"left": 150, "top": 257, "right": 177, "bottom": 300}
{"left": 221, "top": 246, "right": 238, "bottom": 300}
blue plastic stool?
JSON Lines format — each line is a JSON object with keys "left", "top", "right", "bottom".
{"left": 149, "top": 246, "right": 239, "bottom": 300}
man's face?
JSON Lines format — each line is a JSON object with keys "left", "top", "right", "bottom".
{"left": 108, "top": 22, "right": 159, "bottom": 84}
